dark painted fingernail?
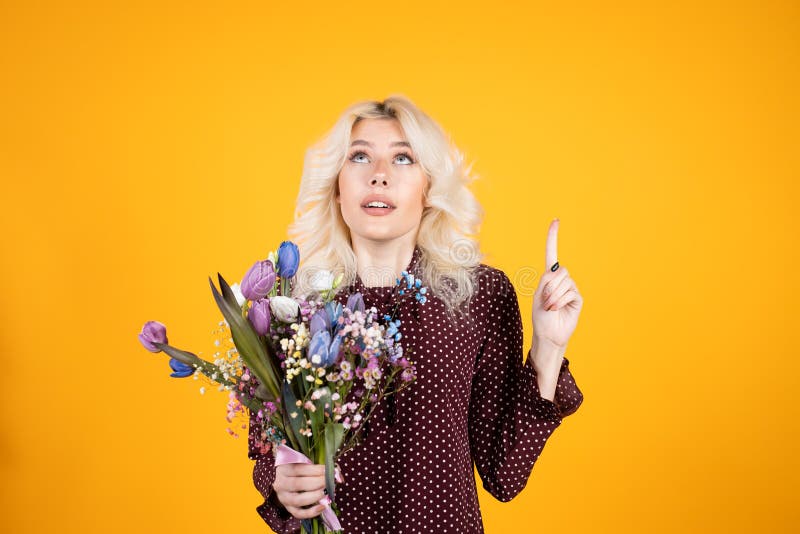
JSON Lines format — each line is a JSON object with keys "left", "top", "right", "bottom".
{"left": 550, "top": 261, "right": 559, "bottom": 272}
{"left": 323, "top": 488, "right": 328, "bottom": 495}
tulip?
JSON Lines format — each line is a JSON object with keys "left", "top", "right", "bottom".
{"left": 309, "top": 308, "right": 330, "bottom": 337}
{"left": 325, "top": 301, "right": 342, "bottom": 322}
{"left": 308, "top": 330, "right": 330, "bottom": 366}
{"left": 327, "top": 334, "right": 343, "bottom": 366}
{"left": 325, "top": 301, "right": 343, "bottom": 335}
{"left": 241, "top": 260, "right": 276, "bottom": 300}
{"left": 269, "top": 295, "right": 300, "bottom": 323}
{"left": 169, "top": 357, "right": 195, "bottom": 378}
{"left": 308, "top": 330, "right": 343, "bottom": 368}
{"left": 276, "top": 241, "right": 300, "bottom": 278}
{"left": 310, "top": 269, "right": 335, "bottom": 292}
{"left": 138, "top": 321, "right": 168, "bottom": 352}
{"left": 346, "top": 292, "right": 365, "bottom": 314}
{"left": 248, "top": 298, "right": 272, "bottom": 335}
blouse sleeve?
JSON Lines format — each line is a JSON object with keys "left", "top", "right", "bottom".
{"left": 467, "top": 270, "right": 584, "bottom": 502}
{"left": 529, "top": 350, "right": 584, "bottom": 417}
{"left": 248, "top": 411, "right": 302, "bottom": 534}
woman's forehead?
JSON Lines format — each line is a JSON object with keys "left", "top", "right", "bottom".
{"left": 351, "top": 117, "right": 407, "bottom": 144}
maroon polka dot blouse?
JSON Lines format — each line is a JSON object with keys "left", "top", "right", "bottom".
{"left": 248, "top": 246, "right": 584, "bottom": 533}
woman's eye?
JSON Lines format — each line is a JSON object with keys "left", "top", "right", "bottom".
{"left": 350, "top": 152, "right": 369, "bottom": 163}
{"left": 348, "top": 151, "right": 415, "bottom": 165}
{"left": 395, "top": 153, "right": 414, "bottom": 165}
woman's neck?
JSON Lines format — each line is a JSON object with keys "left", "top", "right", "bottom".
{"left": 352, "top": 238, "right": 417, "bottom": 288}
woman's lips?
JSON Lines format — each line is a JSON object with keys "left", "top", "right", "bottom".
{"left": 361, "top": 206, "right": 396, "bottom": 216}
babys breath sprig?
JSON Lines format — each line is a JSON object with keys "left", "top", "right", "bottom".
{"left": 209, "top": 319, "right": 245, "bottom": 392}
{"left": 282, "top": 321, "right": 314, "bottom": 384}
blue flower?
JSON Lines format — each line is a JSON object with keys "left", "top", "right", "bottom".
{"left": 325, "top": 301, "right": 344, "bottom": 335}
{"left": 308, "top": 330, "right": 342, "bottom": 368}
{"left": 169, "top": 358, "right": 194, "bottom": 378}
{"left": 276, "top": 241, "right": 300, "bottom": 278}
{"left": 386, "top": 318, "right": 402, "bottom": 341}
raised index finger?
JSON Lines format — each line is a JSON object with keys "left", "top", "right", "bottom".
{"left": 545, "top": 218, "right": 559, "bottom": 271}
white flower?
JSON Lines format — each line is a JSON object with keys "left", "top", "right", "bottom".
{"left": 229, "top": 283, "right": 246, "bottom": 307}
{"left": 310, "top": 269, "right": 336, "bottom": 292}
{"left": 270, "top": 296, "right": 300, "bottom": 322}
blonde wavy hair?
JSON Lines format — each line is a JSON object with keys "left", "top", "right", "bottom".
{"left": 288, "top": 94, "right": 485, "bottom": 321}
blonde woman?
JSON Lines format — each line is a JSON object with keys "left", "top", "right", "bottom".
{"left": 248, "top": 95, "right": 585, "bottom": 533}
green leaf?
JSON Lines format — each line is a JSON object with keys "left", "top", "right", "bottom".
{"left": 154, "top": 342, "right": 234, "bottom": 387}
{"left": 324, "top": 421, "right": 344, "bottom": 501}
{"left": 218, "top": 272, "right": 244, "bottom": 311}
{"left": 218, "top": 273, "right": 283, "bottom": 388}
{"left": 281, "top": 380, "right": 306, "bottom": 454}
{"left": 209, "top": 275, "right": 280, "bottom": 400}
{"left": 308, "top": 383, "right": 325, "bottom": 444}
{"left": 153, "top": 343, "right": 199, "bottom": 366}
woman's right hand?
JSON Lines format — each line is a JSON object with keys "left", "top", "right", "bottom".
{"left": 273, "top": 463, "right": 328, "bottom": 520}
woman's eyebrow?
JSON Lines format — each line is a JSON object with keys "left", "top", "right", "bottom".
{"left": 350, "top": 139, "right": 411, "bottom": 149}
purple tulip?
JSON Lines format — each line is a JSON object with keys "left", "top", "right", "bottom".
{"left": 241, "top": 260, "right": 276, "bottom": 300}
{"left": 248, "top": 298, "right": 272, "bottom": 336}
{"left": 309, "top": 308, "right": 330, "bottom": 337}
{"left": 277, "top": 241, "right": 300, "bottom": 278}
{"left": 347, "top": 292, "right": 365, "bottom": 314}
{"left": 138, "top": 321, "right": 168, "bottom": 352}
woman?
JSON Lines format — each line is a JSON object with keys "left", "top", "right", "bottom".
{"left": 248, "top": 95, "right": 584, "bottom": 533}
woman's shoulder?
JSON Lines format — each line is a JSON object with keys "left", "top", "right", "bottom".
{"left": 471, "top": 262, "right": 516, "bottom": 299}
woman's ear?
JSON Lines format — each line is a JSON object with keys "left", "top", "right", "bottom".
{"left": 422, "top": 182, "right": 432, "bottom": 208}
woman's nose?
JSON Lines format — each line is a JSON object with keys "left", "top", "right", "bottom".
{"left": 371, "top": 159, "right": 390, "bottom": 186}
{"left": 370, "top": 173, "right": 389, "bottom": 186}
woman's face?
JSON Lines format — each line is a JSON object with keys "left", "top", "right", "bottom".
{"left": 337, "top": 118, "right": 429, "bottom": 245}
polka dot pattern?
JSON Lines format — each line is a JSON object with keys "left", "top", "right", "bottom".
{"left": 248, "top": 246, "right": 584, "bottom": 533}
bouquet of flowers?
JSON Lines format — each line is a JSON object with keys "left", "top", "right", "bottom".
{"left": 137, "top": 241, "right": 427, "bottom": 533}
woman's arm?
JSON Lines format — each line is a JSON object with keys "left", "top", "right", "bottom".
{"left": 529, "top": 341, "right": 584, "bottom": 417}
{"left": 468, "top": 270, "right": 583, "bottom": 503}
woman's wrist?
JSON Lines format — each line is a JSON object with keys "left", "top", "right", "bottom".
{"left": 531, "top": 336, "right": 566, "bottom": 400}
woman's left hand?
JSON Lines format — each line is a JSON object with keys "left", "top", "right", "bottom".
{"left": 531, "top": 219, "right": 583, "bottom": 350}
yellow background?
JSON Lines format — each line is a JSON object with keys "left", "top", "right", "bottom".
{"left": 1, "top": 1, "right": 797, "bottom": 532}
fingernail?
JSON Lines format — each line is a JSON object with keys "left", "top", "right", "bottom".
{"left": 550, "top": 261, "right": 559, "bottom": 272}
